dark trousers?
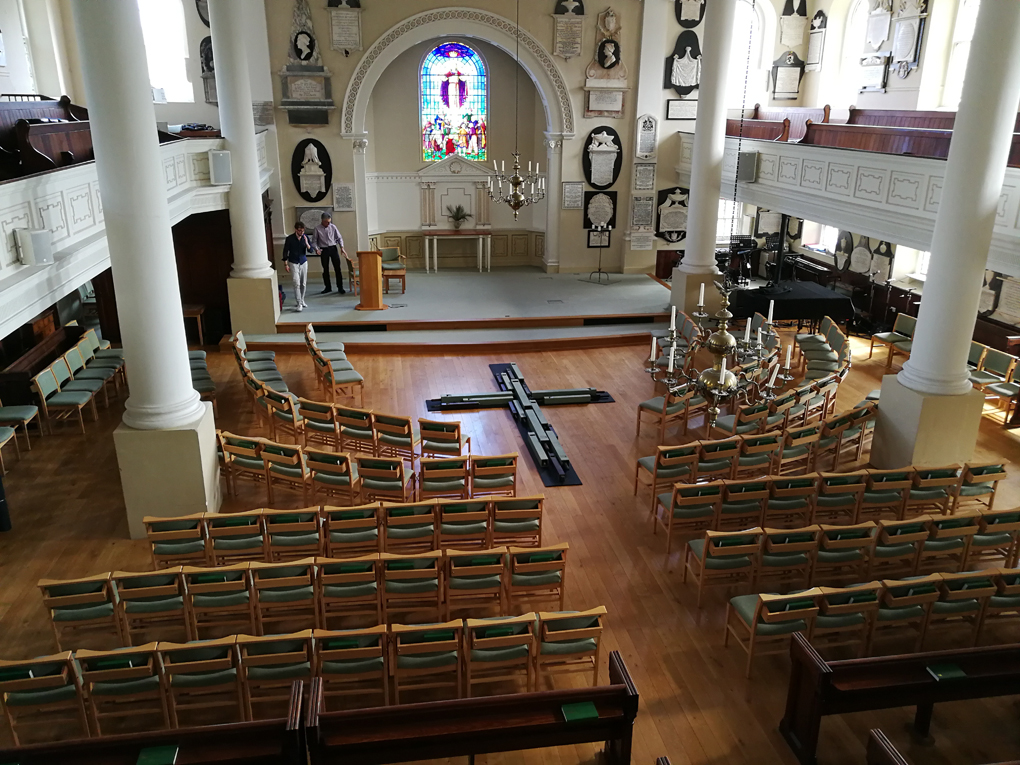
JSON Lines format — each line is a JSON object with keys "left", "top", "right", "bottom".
{"left": 320, "top": 246, "right": 344, "bottom": 292}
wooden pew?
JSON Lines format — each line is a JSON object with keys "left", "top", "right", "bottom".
{"left": 0, "top": 324, "right": 84, "bottom": 406}
{"left": 801, "top": 122, "right": 954, "bottom": 160}
{"left": 848, "top": 108, "right": 1020, "bottom": 133}
{"left": 753, "top": 104, "right": 830, "bottom": 141}
{"left": 16, "top": 119, "right": 94, "bottom": 174}
{"left": 780, "top": 633, "right": 1020, "bottom": 765}
{"left": 305, "top": 650, "right": 639, "bottom": 765}
{"left": 726, "top": 117, "right": 790, "bottom": 142}
{"left": 0, "top": 94, "right": 86, "bottom": 177}
{"left": 0, "top": 681, "right": 305, "bottom": 765}
{"left": 866, "top": 730, "right": 911, "bottom": 765}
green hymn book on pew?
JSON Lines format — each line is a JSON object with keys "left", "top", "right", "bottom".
{"left": 926, "top": 663, "right": 967, "bottom": 681}
{"left": 136, "top": 745, "right": 179, "bottom": 765}
{"left": 561, "top": 701, "right": 599, "bottom": 722}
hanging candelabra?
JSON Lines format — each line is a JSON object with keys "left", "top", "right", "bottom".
{"left": 488, "top": 0, "right": 546, "bottom": 219}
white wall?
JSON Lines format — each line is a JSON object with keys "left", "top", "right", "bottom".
{"left": 0, "top": 0, "right": 36, "bottom": 94}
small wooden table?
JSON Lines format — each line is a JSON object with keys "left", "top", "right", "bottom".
{"left": 182, "top": 303, "right": 205, "bottom": 346}
{"left": 423, "top": 229, "right": 493, "bottom": 273}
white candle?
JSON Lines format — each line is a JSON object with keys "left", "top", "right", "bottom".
{"left": 493, "top": 160, "right": 498, "bottom": 173}
{"left": 757, "top": 327, "right": 762, "bottom": 348}
{"left": 502, "top": 160, "right": 505, "bottom": 173}
{"left": 720, "top": 357, "right": 727, "bottom": 378}
{"left": 767, "top": 300, "right": 774, "bottom": 325}
{"left": 650, "top": 336, "right": 658, "bottom": 362}
{"left": 743, "top": 322, "right": 750, "bottom": 343}
{"left": 698, "top": 283, "right": 705, "bottom": 305}
{"left": 528, "top": 161, "right": 532, "bottom": 174}
{"left": 769, "top": 364, "right": 780, "bottom": 387}
{"left": 531, "top": 182, "right": 535, "bottom": 194}
{"left": 536, "top": 163, "right": 540, "bottom": 175}
{"left": 785, "top": 344, "right": 793, "bottom": 368}
{"left": 670, "top": 306, "right": 676, "bottom": 331}
{"left": 668, "top": 346, "right": 675, "bottom": 373}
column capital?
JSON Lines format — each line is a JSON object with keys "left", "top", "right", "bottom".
{"left": 544, "top": 138, "right": 563, "bottom": 154}
{"left": 352, "top": 138, "right": 369, "bottom": 154}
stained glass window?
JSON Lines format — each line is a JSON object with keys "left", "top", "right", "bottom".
{"left": 421, "top": 42, "right": 487, "bottom": 162}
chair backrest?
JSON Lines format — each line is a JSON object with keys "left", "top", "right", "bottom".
{"left": 771, "top": 474, "right": 819, "bottom": 498}
{"left": 675, "top": 480, "right": 724, "bottom": 507}
{"left": 234, "top": 331, "right": 248, "bottom": 353}
{"left": 313, "top": 624, "right": 387, "bottom": 672}
{"left": 75, "top": 339, "right": 97, "bottom": 364}
{"left": 63, "top": 347, "right": 87, "bottom": 376}
{"left": 445, "top": 546, "right": 508, "bottom": 583}
{"left": 928, "top": 511, "right": 980, "bottom": 540}
{"left": 700, "top": 436, "right": 741, "bottom": 459}
{"left": 979, "top": 508, "right": 1020, "bottom": 534}
{"left": 306, "top": 448, "right": 354, "bottom": 481}
{"left": 336, "top": 406, "right": 374, "bottom": 432}
{"left": 880, "top": 574, "right": 942, "bottom": 608}
{"left": 819, "top": 470, "right": 867, "bottom": 494}
{"left": 111, "top": 568, "right": 184, "bottom": 608}
{"left": 76, "top": 643, "right": 162, "bottom": 694}
{"left": 264, "top": 389, "right": 299, "bottom": 421}
{"left": 703, "top": 528, "right": 762, "bottom": 559}
{"left": 391, "top": 619, "right": 462, "bottom": 662}
{"left": 657, "top": 443, "right": 699, "bottom": 469}
{"left": 32, "top": 367, "right": 61, "bottom": 401}
{"left": 785, "top": 425, "right": 820, "bottom": 447}
{"left": 206, "top": 509, "right": 266, "bottom": 544}
{"left": 967, "top": 341, "right": 988, "bottom": 368}
{"left": 816, "top": 582, "right": 882, "bottom": 617}
{"left": 537, "top": 606, "right": 607, "bottom": 647}
{"left": 237, "top": 630, "right": 314, "bottom": 676}
{"left": 263, "top": 507, "right": 321, "bottom": 539}
{"left": 356, "top": 456, "right": 405, "bottom": 485}
{"left": 220, "top": 432, "right": 263, "bottom": 462}
{"left": 912, "top": 465, "right": 961, "bottom": 489}
{"left": 297, "top": 398, "right": 336, "bottom": 429}
{"left": 722, "top": 478, "right": 770, "bottom": 503}
{"left": 182, "top": 563, "right": 251, "bottom": 599}
{"left": 38, "top": 573, "right": 114, "bottom": 613}
{"left": 465, "top": 613, "right": 536, "bottom": 658}
{"left": 892, "top": 313, "right": 916, "bottom": 336}
{"left": 380, "top": 550, "right": 442, "bottom": 584}
{"left": 937, "top": 571, "right": 996, "bottom": 603}
{"left": 470, "top": 454, "right": 518, "bottom": 482}
{"left": 84, "top": 328, "right": 103, "bottom": 354}
{"left": 262, "top": 440, "right": 307, "bottom": 476}
{"left": 763, "top": 525, "right": 821, "bottom": 554}
{"left": 866, "top": 468, "right": 913, "bottom": 491}
{"left": 753, "top": 590, "right": 822, "bottom": 628}
{"left": 250, "top": 558, "right": 317, "bottom": 594}
{"left": 962, "top": 462, "right": 1007, "bottom": 486}
{"left": 819, "top": 522, "right": 876, "bottom": 550}
{"left": 980, "top": 348, "right": 1017, "bottom": 377}
{"left": 419, "top": 418, "right": 463, "bottom": 448}
{"left": 0, "top": 652, "right": 84, "bottom": 707}
{"left": 380, "top": 246, "right": 401, "bottom": 263}
{"left": 382, "top": 500, "right": 437, "bottom": 531}
{"left": 876, "top": 516, "right": 932, "bottom": 544}
{"left": 421, "top": 457, "right": 469, "bottom": 481}
{"left": 158, "top": 637, "right": 239, "bottom": 684}
{"left": 373, "top": 413, "right": 414, "bottom": 441}
{"left": 50, "top": 358, "right": 74, "bottom": 388}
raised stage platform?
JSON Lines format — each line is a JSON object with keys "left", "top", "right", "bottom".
{"left": 253, "top": 268, "right": 672, "bottom": 353}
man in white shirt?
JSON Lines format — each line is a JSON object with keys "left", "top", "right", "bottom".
{"left": 313, "top": 213, "right": 348, "bottom": 294}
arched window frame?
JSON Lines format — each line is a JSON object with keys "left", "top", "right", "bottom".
{"left": 941, "top": 0, "right": 980, "bottom": 108}
{"left": 136, "top": 0, "right": 194, "bottom": 103}
{"left": 726, "top": 0, "right": 775, "bottom": 110}
{"left": 419, "top": 41, "right": 489, "bottom": 163}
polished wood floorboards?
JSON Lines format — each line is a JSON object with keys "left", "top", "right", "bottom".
{"left": 0, "top": 333, "right": 1018, "bottom": 762}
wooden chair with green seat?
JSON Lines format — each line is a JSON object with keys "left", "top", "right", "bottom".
{"left": 206, "top": 509, "right": 267, "bottom": 566}
{"left": 636, "top": 386, "right": 704, "bottom": 441}
{"left": 634, "top": 445, "right": 698, "bottom": 512}
{"left": 381, "top": 500, "right": 437, "bottom": 553}
{"left": 867, "top": 575, "right": 941, "bottom": 655}
{"left": 182, "top": 563, "right": 257, "bottom": 639}
{"left": 810, "top": 582, "right": 883, "bottom": 658}
{"left": 922, "top": 571, "right": 995, "bottom": 649}
{"left": 915, "top": 511, "right": 980, "bottom": 574}
{"left": 464, "top": 613, "right": 537, "bottom": 696}
{"left": 965, "top": 507, "right": 1020, "bottom": 568}
{"left": 764, "top": 389, "right": 802, "bottom": 432}
{"left": 776, "top": 425, "right": 820, "bottom": 476}
{"left": 336, "top": 405, "right": 376, "bottom": 455}
{"left": 491, "top": 496, "right": 544, "bottom": 548}
{"left": 734, "top": 433, "right": 782, "bottom": 479}
{"left": 390, "top": 620, "right": 462, "bottom": 703}
{"left": 654, "top": 481, "right": 723, "bottom": 558}
{"left": 469, "top": 453, "right": 518, "bottom": 498}
{"left": 307, "top": 448, "right": 361, "bottom": 507}
{"left": 379, "top": 246, "right": 406, "bottom": 294}
{"left": 263, "top": 389, "right": 305, "bottom": 445}
{"left": 32, "top": 366, "right": 96, "bottom": 434}
{"left": 419, "top": 418, "right": 471, "bottom": 458}
{"left": 372, "top": 414, "right": 420, "bottom": 465}
{"left": 313, "top": 625, "right": 389, "bottom": 708}
{"left": 867, "top": 517, "right": 931, "bottom": 579}
{"left": 218, "top": 432, "right": 268, "bottom": 498}
{"left": 315, "top": 554, "right": 382, "bottom": 627}
{"left": 38, "top": 573, "right": 121, "bottom": 651}
{"left": 507, "top": 543, "right": 568, "bottom": 613}
{"left": 144, "top": 513, "right": 210, "bottom": 569}
{"left": 902, "top": 465, "right": 961, "bottom": 518}
{"left": 306, "top": 336, "right": 349, "bottom": 364}
{"left": 953, "top": 462, "right": 1007, "bottom": 513}
{"left": 715, "top": 478, "right": 767, "bottom": 531}
{"left": 316, "top": 354, "right": 365, "bottom": 407}
{"left": 76, "top": 642, "right": 170, "bottom": 735}
{"left": 868, "top": 312, "right": 915, "bottom": 361}
{"left": 968, "top": 347, "right": 1017, "bottom": 391}
{"left": 263, "top": 507, "right": 323, "bottom": 562}
{"left": 711, "top": 401, "right": 769, "bottom": 439}
{"left": 859, "top": 469, "right": 913, "bottom": 522}
{"left": 814, "top": 472, "right": 867, "bottom": 526}
{"left": 111, "top": 568, "right": 190, "bottom": 645}
{"left": 65, "top": 344, "right": 119, "bottom": 403}
{"left": 0, "top": 395, "right": 41, "bottom": 451}
{"left": 765, "top": 475, "right": 818, "bottom": 529}
{"left": 803, "top": 376, "right": 841, "bottom": 423}
{"left": 444, "top": 547, "right": 508, "bottom": 619}
{"left": 816, "top": 411, "right": 858, "bottom": 472}
{"left": 534, "top": 606, "right": 607, "bottom": 688}
{"left": 305, "top": 324, "right": 347, "bottom": 354}
{"left": 695, "top": 436, "right": 741, "bottom": 482}
{"left": 322, "top": 503, "right": 381, "bottom": 559}
{"left": 0, "top": 652, "right": 90, "bottom": 745}
{"left": 75, "top": 336, "right": 126, "bottom": 385}
{"left": 0, "top": 425, "right": 18, "bottom": 474}
{"left": 237, "top": 630, "right": 314, "bottom": 720}
{"left": 250, "top": 558, "right": 318, "bottom": 636}
{"left": 262, "top": 441, "right": 312, "bottom": 505}
{"left": 297, "top": 398, "right": 340, "bottom": 451}
{"left": 813, "top": 523, "right": 877, "bottom": 585}
{"left": 724, "top": 589, "right": 821, "bottom": 677}
{"left": 437, "top": 498, "right": 491, "bottom": 550}
{"left": 683, "top": 528, "right": 764, "bottom": 608}
{"left": 158, "top": 636, "right": 244, "bottom": 727}
{"left": 84, "top": 327, "right": 121, "bottom": 357}
{"left": 419, "top": 456, "right": 470, "bottom": 501}
{"left": 756, "top": 526, "right": 821, "bottom": 593}
{"left": 345, "top": 254, "right": 360, "bottom": 296}
{"left": 976, "top": 567, "right": 1020, "bottom": 645}
{"left": 380, "top": 550, "right": 444, "bottom": 622}
{"left": 847, "top": 403, "right": 879, "bottom": 463}
{"left": 985, "top": 376, "right": 1019, "bottom": 426}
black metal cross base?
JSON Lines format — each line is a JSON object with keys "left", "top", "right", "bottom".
{"left": 424, "top": 363, "right": 614, "bottom": 487}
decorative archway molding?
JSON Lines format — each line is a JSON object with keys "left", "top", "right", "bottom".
{"left": 340, "top": 7, "right": 576, "bottom": 137}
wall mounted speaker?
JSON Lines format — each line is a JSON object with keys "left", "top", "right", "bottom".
{"left": 208, "top": 149, "right": 232, "bottom": 186}
{"left": 14, "top": 228, "right": 53, "bottom": 266}
{"left": 736, "top": 151, "right": 758, "bottom": 183}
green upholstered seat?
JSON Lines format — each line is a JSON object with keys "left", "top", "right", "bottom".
{"left": 387, "top": 524, "right": 434, "bottom": 539}
{"left": 972, "top": 532, "right": 1014, "bottom": 547}
{"left": 92, "top": 675, "right": 162, "bottom": 696}
{"left": 768, "top": 498, "right": 808, "bottom": 511}
{"left": 931, "top": 599, "right": 980, "bottom": 615}
{"left": 876, "top": 604, "right": 925, "bottom": 621}
{"left": 713, "top": 414, "right": 761, "bottom": 434}
{"left": 330, "top": 528, "right": 378, "bottom": 544}
{"left": 959, "top": 482, "right": 995, "bottom": 497}
{"left": 396, "top": 651, "right": 456, "bottom": 669}
{"left": 815, "top": 549, "right": 863, "bottom": 564}
{"left": 817, "top": 494, "right": 857, "bottom": 508}
{"left": 245, "top": 350, "right": 276, "bottom": 362}
{"left": 738, "top": 453, "right": 773, "bottom": 468}
{"left": 333, "top": 370, "right": 365, "bottom": 384}
{"left": 874, "top": 543, "right": 916, "bottom": 558}
{"left": 721, "top": 500, "right": 761, "bottom": 516}
{"left": 386, "top": 579, "right": 438, "bottom": 594}
{"left": 171, "top": 668, "right": 238, "bottom": 688}
{"left": 473, "top": 476, "right": 514, "bottom": 489}
{"left": 450, "top": 574, "right": 502, "bottom": 590}
{"left": 761, "top": 552, "right": 809, "bottom": 567}
{"left": 697, "top": 458, "right": 731, "bottom": 473}
{"left": 471, "top": 644, "right": 529, "bottom": 662}
{"left": 322, "top": 657, "right": 384, "bottom": 675}
{"left": 442, "top": 521, "right": 487, "bottom": 535}
{"left": 909, "top": 488, "right": 949, "bottom": 501}
{"left": 193, "top": 592, "right": 249, "bottom": 608}
{"left": 639, "top": 396, "right": 686, "bottom": 414}
{"left": 873, "top": 331, "right": 908, "bottom": 344}
{"left": 422, "top": 479, "right": 466, "bottom": 493}
{"left": 124, "top": 596, "right": 184, "bottom": 614}
{"left": 270, "top": 532, "right": 320, "bottom": 547}
{"left": 214, "top": 536, "right": 263, "bottom": 551}
{"left": 864, "top": 490, "right": 904, "bottom": 504}
{"left": 987, "top": 382, "right": 1020, "bottom": 398}
{"left": 687, "top": 539, "right": 751, "bottom": 570}
{"left": 729, "top": 593, "right": 806, "bottom": 636}
{"left": 921, "top": 538, "right": 964, "bottom": 552}
{"left": 53, "top": 603, "right": 115, "bottom": 621}
{"left": 154, "top": 539, "right": 206, "bottom": 556}
{"left": 323, "top": 582, "right": 378, "bottom": 599}
{"left": 512, "top": 570, "right": 562, "bottom": 587}
{"left": 0, "top": 405, "right": 39, "bottom": 421}
{"left": 494, "top": 519, "right": 540, "bottom": 533}
{"left": 814, "top": 612, "right": 866, "bottom": 629}
{"left": 258, "top": 586, "right": 315, "bottom": 603}
{"left": 539, "top": 638, "right": 596, "bottom": 655}
{"left": 47, "top": 390, "right": 93, "bottom": 407}
{"left": 989, "top": 594, "right": 1020, "bottom": 608}
{"left": 5, "top": 684, "right": 79, "bottom": 706}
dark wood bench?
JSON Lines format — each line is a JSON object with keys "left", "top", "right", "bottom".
{"left": 16, "top": 119, "right": 94, "bottom": 174}
{"left": 0, "top": 324, "right": 84, "bottom": 406}
{"left": 753, "top": 104, "right": 831, "bottom": 141}
{"left": 0, "top": 681, "right": 305, "bottom": 765}
{"left": 780, "top": 633, "right": 1020, "bottom": 765}
{"left": 306, "top": 650, "right": 639, "bottom": 765}
{"left": 0, "top": 94, "right": 86, "bottom": 178}
{"left": 801, "top": 122, "right": 955, "bottom": 160}
{"left": 848, "top": 108, "right": 1020, "bottom": 133}
{"left": 726, "top": 117, "right": 790, "bottom": 142}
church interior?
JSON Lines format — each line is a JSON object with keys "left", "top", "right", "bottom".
{"left": 0, "top": 0, "right": 1018, "bottom": 763}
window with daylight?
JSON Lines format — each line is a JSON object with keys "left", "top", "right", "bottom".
{"left": 942, "top": 0, "right": 980, "bottom": 108}
{"left": 726, "top": 0, "right": 767, "bottom": 109}
{"left": 421, "top": 42, "right": 488, "bottom": 162}
{"left": 717, "top": 199, "right": 750, "bottom": 241}
{"left": 136, "top": 0, "right": 194, "bottom": 103}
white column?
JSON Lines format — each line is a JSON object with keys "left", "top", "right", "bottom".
{"left": 72, "top": 0, "right": 204, "bottom": 432}
{"left": 897, "top": 0, "right": 1020, "bottom": 397}
{"left": 351, "top": 136, "right": 370, "bottom": 250}
{"left": 544, "top": 134, "right": 564, "bottom": 272}
{"left": 209, "top": 0, "right": 275, "bottom": 279}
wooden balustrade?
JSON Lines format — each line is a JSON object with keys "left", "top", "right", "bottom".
{"left": 726, "top": 118, "right": 790, "bottom": 142}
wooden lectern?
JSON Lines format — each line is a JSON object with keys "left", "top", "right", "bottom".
{"left": 355, "top": 250, "right": 388, "bottom": 311}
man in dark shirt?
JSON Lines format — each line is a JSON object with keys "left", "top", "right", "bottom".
{"left": 282, "top": 221, "right": 313, "bottom": 311}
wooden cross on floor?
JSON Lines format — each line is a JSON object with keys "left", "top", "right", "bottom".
{"left": 425, "top": 363, "right": 613, "bottom": 487}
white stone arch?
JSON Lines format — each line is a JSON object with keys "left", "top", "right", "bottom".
{"left": 341, "top": 7, "right": 575, "bottom": 138}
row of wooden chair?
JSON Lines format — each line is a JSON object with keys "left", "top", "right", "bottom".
{"left": 29, "top": 335, "right": 124, "bottom": 434}
{"left": 39, "top": 547, "right": 569, "bottom": 650}
{"left": 218, "top": 431, "right": 518, "bottom": 506}
{"left": 304, "top": 325, "right": 365, "bottom": 406}
{"left": 0, "top": 607, "right": 606, "bottom": 744}
{"left": 723, "top": 569, "right": 1020, "bottom": 677}
{"left": 680, "top": 510, "right": 1020, "bottom": 606}
{"left": 652, "top": 464, "right": 1008, "bottom": 556}
{"left": 145, "top": 499, "right": 546, "bottom": 570}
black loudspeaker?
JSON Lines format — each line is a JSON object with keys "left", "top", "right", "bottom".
{"left": 0, "top": 473, "right": 9, "bottom": 532}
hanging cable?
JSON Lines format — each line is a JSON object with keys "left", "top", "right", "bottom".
{"left": 514, "top": 0, "right": 520, "bottom": 154}
{"left": 730, "top": 0, "right": 757, "bottom": 246}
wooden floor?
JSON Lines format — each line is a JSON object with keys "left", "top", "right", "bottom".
{"left": 1, "top": 332, "right": 1019, "bottom": 763}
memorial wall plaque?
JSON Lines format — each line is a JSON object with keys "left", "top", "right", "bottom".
{"left": 634, "top": 163, "right": 656, "bottom": 190}
{"left": 631, "top": 195, "right": 655, "bottom": 228}
{"left": 582, "top": 126, "right": 622, "bottom": 190}
{"left": 631, "top": 232, "right": 655, "bottom": 251}
{"left": 636, "top": 114, "right": 657, "bottom": 159}
{"left": 562, "top": 182, "right": 584, "bottom": 210}
{"left": 333, "top": 182, "right": 355, "bottom": 212}
{"left": 329, "top": 6, "right": 362, "bottom": 51}
{"left": 656, "top": 187, "right": 689, "bottom": 242}
{"left": 553, "top": 16, "right": 584, "bottom": 59}
{"left": 584, "top": 190, "right": 618, "bottom": 229}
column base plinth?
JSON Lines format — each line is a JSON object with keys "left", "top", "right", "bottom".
{"left": 227, "top": 274, "right": 280, "bottom": 335}
{"left": 871, "top": 375, "right": 984, "bottom": 468}
{"left": 670, "top": 266, "right": 722, "bottom": 314}
{"left": 114, "top": 402, "right": 221, "bottom": 539}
